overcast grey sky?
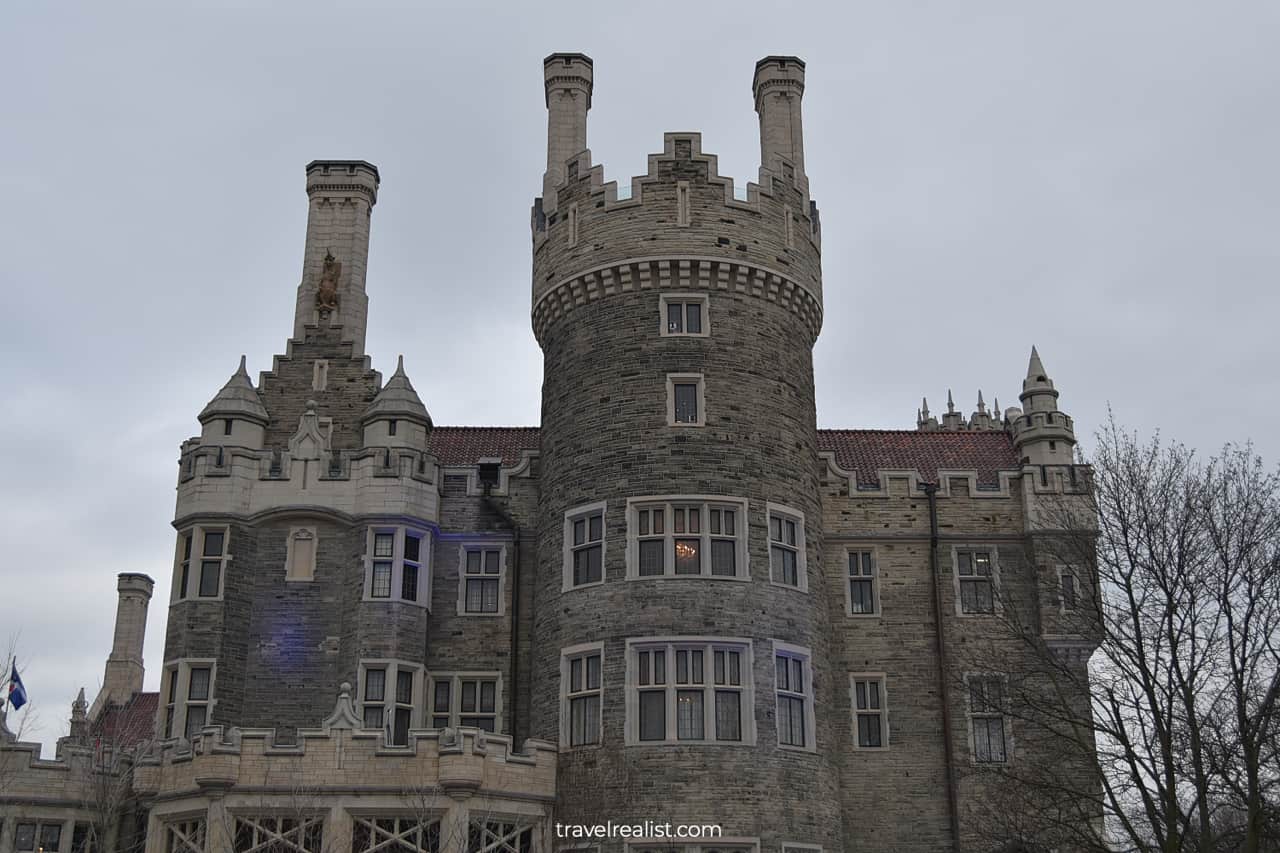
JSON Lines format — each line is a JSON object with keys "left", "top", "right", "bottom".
{"left": 2, "top": 1, "right": 1277, "bottom": 755}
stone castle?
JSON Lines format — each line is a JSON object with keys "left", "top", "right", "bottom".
{"left": 0, "top": 54, "right": 1099, "bottom": 853}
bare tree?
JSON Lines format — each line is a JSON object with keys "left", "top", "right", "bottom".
{"left": 961, "top": 416, "right": 1280, "bottom": 853}
{"left": 81, "top": 692, "right": 157, "bottom": 853}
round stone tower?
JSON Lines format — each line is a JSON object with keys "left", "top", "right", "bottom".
{"left": 530, "top": 54, "right": 838, "bottom": 850}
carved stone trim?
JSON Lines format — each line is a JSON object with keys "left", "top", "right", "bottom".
{"left": 532, "top": 256, "right": 822, "bottom": 345}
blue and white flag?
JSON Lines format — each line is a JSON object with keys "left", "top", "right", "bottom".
{"left": 6, "top": 659, "right": 27, "bottom": 711}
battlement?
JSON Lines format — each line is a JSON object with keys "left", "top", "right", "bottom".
{"left": 304, "top": 160, "right": 380, "bottom": 204}
{"left": 135, "top": 725, "right": 555, "bottom": 802}
{"left": 531, "top": 133, "right": 822, "bottom": 343}
{"left": 175, "top": 439, "right": 440, "bottom": 523}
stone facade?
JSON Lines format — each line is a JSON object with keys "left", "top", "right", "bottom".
{"left": 0, "top": 53, "right": 1101, "bottom": 853}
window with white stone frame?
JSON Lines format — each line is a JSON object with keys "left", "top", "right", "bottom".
{"left": 767, "top": 504, "right": 807, "bottom": 590}
{"left": 172, "top": 526, "right": 229, "bottom": 602}
{"left": 846, "top": 549, "right": 879, "bottom": 615}
{"left": 160, "top": 659, "right": 216, "bottom": 741}
{"left": 850, "top": 674, "right": 888, "bottom": 749}
{"left": 659, "top": 292, "right": 709, "bottom": 337}
{"left": 351, "top": 816, "right": 440, "bottom": 853}
{"left": 468, "top": 818, "right": 537, "bottom": 853}
{"left": 563, "top": 502, "right": 605, "bottom": 590}
{"left": 666, "top": 373, "right": 705, "bottom": 426}
{"left": 625, "top": 638, "right": 754, "bottom": 746}
{"left": 560, "top": 642, "right": 603, "bottom": 748}
{"left": 457, "top": 544, "right": 506, "bottom": 615}
{"left": 430, "top": 672, "right": 501, "bottom": 732}
{"left": 15, "top": 822, "right": 65, "bottom": 853}
{"left": 233, "top": 815, "right": 325, "bottom": 853}
{"left": 359, "top": 660, "right": 423, "bottom": 746}
{"left": 364, "top": 526, "right": 429, "bottom": 605}
{"left": 164, "top": 819, "right": 207, "bottom": 853}
{"left": 774, "top": 642, "right": 815, "bottom": 751}
{"left": 967, "top": 673, "right": 1011, "bottom": 764}
{"left": 954, "top": 548, "right": 999, "bottom": 615}
{"left": 627, "top": 497, "right": 749, "bottom": 580}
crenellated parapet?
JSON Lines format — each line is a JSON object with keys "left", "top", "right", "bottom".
{"left": 175, "top": 438, "right": 440, "bottom": 522}
{"left": 532, "top": 132, "right": 822, "bottom": 343}
{"left": 135, "top": 724, "right": 555, "bottom": 804}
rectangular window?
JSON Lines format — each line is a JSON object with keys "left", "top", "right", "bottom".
{"left": 562, "top": 645, "right": 603, "bottom": 747}
{"left": 39, "top": 825, "right": 63, "bottom": 853}
{"left": 366, "top": 527, "right": 429, "bottom": 604}
{"left": 627, "top": 498, "right": 747, "bottom": 580}
{"left": 660, "top": 293, "right": 709, "bottom": 337}
{"left": 185, "top": 665, "right": 211, "bottom": 740}
{"left": 957, "top": 549, "right": 996, "bottom": 614}
{"left": 460, "top": 546, "right": 504, "bottom": 615}
{"left": 429, "top": 673, "right": 500, "bottom": 733}
{"left": 666, "top": 373, "right": 705, "bottom": 426}
{"left": 968, "top": 675, "right": 1009, "bottom": 763}
{"left": 162, "top": 660, "right": 215, "bottom": 741}
{"left": 565, "top": 503, "right": 605, "bottom": 589}
{"left": 674, "top": 384, "right": 698, "bottom": 423}
{"left": 847, "top": 550, "right": 878, "bottom": 615}
{"left": 178, "top": 534, "right": 192, "bottom": 599}
{"left": 360, "top": 661, "right": 422, "bottom": 744}
{"left": 164, "top": 819, "right": 206, "bottom": 853}
{"left": 852, "top": 675, "right": 887, "bottom": 749}
{"left": 628, "top": 639, "right": 752, "bottom": 745}
{"left": 173, "top": 527, "right": 228, "bottom": 601}
{"left": 768, "top": 505, "right": 806, "bottom": 590}
{"left": 1060, "top": 569, "right": 1078, "bottom": 611}
{"left": 775, "top": 644, "right": 814, "bottom": 750}
{"left": 351, "top": 816, "right": 439, "bottom": 853}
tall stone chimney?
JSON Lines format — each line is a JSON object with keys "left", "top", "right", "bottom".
{"left": 91, "top": 573, "right": 154, "bottom": 718}
{"left": 291, "top": 160, "right": 380, "bottom": 357}
{"left": 541, "top": 53, "right": 593, "bottom": 215}
{"left": 753, "top": 56, "right": 806, "bottom": 179}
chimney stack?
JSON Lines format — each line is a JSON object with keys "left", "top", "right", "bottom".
{"left": 753, "top": 56, "right": 807, "bottom": 179}
{"left": 92, "top": 573, "right": 154, "bottom": 718}
{"left": 541, "top": 53, "right": 594, "bottom": 215}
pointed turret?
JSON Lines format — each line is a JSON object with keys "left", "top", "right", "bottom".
{"left": 198, "top": 356, "right": 269, "bottom": 447}
{"left": 917, "top": 396, "right": 938, "bottom": 431}
{"left": 1012, "top": 346, "right": 1076, "bottom": 465}
{"left": 362, "top": 356, "right": 432, "bottom": 449}
{"left": 941, "top": 388, "right": 965, "bottom": 430}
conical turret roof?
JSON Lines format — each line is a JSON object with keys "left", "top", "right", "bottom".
{"left": 199, "top": 356, "right": 269, "bottom": 425}
{"left": 363, "top": 356, "right": 432, "bottom": 428}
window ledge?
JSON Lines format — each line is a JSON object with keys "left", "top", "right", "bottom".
{"left": 625, "top": 574, "right": 751, "bottom": 583}
{"left": 768, "top": 580, "right": 809, "bottom": 593}
{"left": 777, "top": 742, "right": 819, "bottom": 755}
{"left": 561, "top": 580, "right": 606, "bottom": 593}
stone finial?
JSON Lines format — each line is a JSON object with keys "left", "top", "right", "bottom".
{"left": 947, "top": 390, "right": 955, "bottom": 413}
{"left": 977, "top": 390, "right": 986, "bottom": 414}
{"left": 320, "top": 681, "right": 362, "bottom": 731}
{"left": 362, "top": 356, "right": 432, "bottom": 429}
{"left": 921, "top": 396, "right": 930, "bottom": 420}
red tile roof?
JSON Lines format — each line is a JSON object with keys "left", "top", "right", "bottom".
{"left": 427, "top": 426, "right": 1020, "bottom": 487}
{"left": 429, "top": 427, "right": 541, "bottom": 466}
{"left": 92, "top": 691, "right": 157, "bottom": 748}
{"left": 818, "top": 429, "right": 1020, "bottom": 488}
